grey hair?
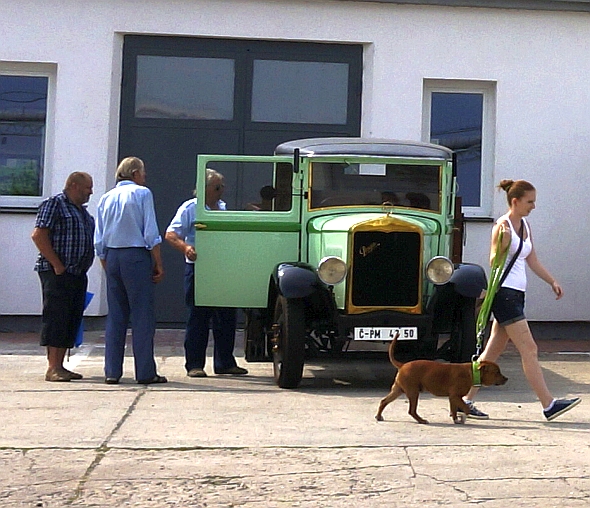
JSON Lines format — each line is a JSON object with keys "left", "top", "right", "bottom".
{"left": 205, "top": 168, "right": 224, "bottom": 185}
{"left": 116, "top": 157, "right": 144, "bottom": 182}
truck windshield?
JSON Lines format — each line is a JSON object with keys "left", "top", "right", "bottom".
{"left": 309, "top": 162, "right": 441, "bottom": 211}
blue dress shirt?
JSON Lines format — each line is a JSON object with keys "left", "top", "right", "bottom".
{"left": 166, "top": 197, "right": 226, "bottom": 263}
{"left": 95, "top": 180, "right": 162, "bottom": 259}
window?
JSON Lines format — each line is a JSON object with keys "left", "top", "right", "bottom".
{"left": 135, "top": 56, "right": 235, "bottom": 120}
{"left": 201, "top": 160, "right": 293, "bottom": 212}
{"left": 251, "top": 60, "right": 349, "bottom": 124}
{"left": 423, "top": 80, "right": 496, "bottom": 217}
{"left": 310, "top": 162, "right": 441, "bottom": 211}
{"left": 1, "top": 69, "right": 51, "bottom": 207}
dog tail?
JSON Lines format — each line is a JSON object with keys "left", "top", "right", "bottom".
{"left": 388, "top": 331, "right": 403, "bottom": 369}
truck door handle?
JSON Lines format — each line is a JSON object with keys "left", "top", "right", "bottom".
{"left": 195, "top": 223, "right": 207, "bottom": 230}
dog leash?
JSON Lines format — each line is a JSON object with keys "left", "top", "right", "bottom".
{"left": 472, "top": 220, "right": 524, "bottom": 363}
{"left": 470, "top": 232, "right": 507, "bottom": 387}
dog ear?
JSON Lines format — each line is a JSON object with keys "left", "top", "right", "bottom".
{"left": 478, "top": 361, "right": 491, "bottom": 371}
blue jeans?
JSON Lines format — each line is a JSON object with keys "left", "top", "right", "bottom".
{"left": 184, "top": 263, "right": 237, "bottom": 372}
{"left": 104, "top": 248, "right": 158, "bottom": 381}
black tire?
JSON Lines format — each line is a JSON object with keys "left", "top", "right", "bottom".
{"left": 272, "top": 296, "right": 306, "bottom": 389}
{"left": 244, "top": 309, "right": 269, "bottom": 362}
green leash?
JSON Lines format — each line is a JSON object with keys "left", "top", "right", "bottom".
{"left": 472, "top": 228, "right": 509, "bottom": 382}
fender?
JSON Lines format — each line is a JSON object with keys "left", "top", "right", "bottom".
{"left": 273, "top": 262, "right": 323, "bottom": 299}
{"left": 449, "top": 263, "right": 487, "bottom": 298}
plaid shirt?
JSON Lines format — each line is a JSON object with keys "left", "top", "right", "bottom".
{"left": 34, "top": 192, "right": 95, "bottom": 275}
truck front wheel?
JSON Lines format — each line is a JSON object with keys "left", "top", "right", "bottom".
{"left": 272, "top": 295, "right": 306, "bottom": 389}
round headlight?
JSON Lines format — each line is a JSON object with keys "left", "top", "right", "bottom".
{"left": 426, "top": 256, "right": 454, "bottom": 285}
{"left": 317, "top": 256, "right": 347, "bottom": 285}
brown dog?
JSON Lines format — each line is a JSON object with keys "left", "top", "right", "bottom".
{"left": 375, "top": 333, "right": 508, "bottom": 424}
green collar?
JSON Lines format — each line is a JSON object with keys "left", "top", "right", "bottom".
{"left": 472, "top": 360, "right": 482, "bottom": 387}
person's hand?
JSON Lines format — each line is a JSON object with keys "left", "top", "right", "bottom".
{"left": 498, "top": 220, "right": 511, "bottom": 236}
{"left": 184, "top": 244, "right": 197, "bottom": 262}
{"left": 551, "top": 280, "right": 563, "bottom": 300}
{"left": 498, "top": 221, "right": 512, "bottom": 250}
{"left": 152, "top": 263, "right": 164, "bottom": 284}
{"left": 53, "top": 264, "right": 66, "bottom": 275}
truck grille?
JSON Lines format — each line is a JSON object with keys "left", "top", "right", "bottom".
{"left": 351, "top": 230, "right": 421, "bottom": 308}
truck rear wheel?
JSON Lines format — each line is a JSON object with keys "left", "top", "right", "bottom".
{"left": 272, "top": 296, "right": 306, "bottom": 389}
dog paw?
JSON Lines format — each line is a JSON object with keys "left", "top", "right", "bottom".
{"left": 453, "top": 413, "right": 466, "bottom": 424}
{"left": 375, "top": 414, "right": 384, "bottom": 422}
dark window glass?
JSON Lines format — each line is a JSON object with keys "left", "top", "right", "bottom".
{"left": 0, "top": 75, "right": 47, "bottom": 196}
{"left": 202, "top": 160, "right": 293, "bottom": 212}
{"left": 430, "top": 92, "right": 483, "bottom": 207}
{"left": 252, "top": 60, "right": 349, "bottom": 124}
{"left": 135, "top": 56, "right": 235, "bottom": 120}
{"left": 310, "top": 162, "right": 441, "bottom": 211}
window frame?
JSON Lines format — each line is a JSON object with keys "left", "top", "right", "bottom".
{"left": 0, "top": 62, "right": 56, "bottom": 210}
{"left": 422, "top": 79, "right": 496, "bottom": 218}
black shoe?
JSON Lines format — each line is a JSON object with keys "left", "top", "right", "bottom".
{"left": 105, "top": 377, "right": 120, "bottom": 385}
{"left": 137, "top": 375, "right": 168, "bottom": 385}
{"left": 458, "top": 401, "right": 489, "bottom": 420}
{"left": 215, "top": 366, "right": 248, "bottom": 376}
{"left": 544, "top": 398, "right": 581, "bottom": 421}
{"left": 187, "top": 368, "right": 207, "bottom": 378}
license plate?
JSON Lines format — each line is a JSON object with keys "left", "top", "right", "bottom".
{"left": 354, "top": 327, "right": 418, "bottom": 341}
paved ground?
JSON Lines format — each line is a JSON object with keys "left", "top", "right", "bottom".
{"left": 0, "top": 330, "right": 589, "bottom": 507}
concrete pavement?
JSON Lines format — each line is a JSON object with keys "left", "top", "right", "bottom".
{"left": 0, "top": 330, "right": 589, "bottom": 507}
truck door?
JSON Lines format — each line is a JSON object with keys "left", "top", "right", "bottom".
{"left": 194, "top": 155, "right": 302, "bottom": 308}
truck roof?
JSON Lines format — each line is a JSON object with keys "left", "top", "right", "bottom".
{"left": 274, "top": 137, "right": 453, "bottom": 159}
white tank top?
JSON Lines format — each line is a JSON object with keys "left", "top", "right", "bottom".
{"left": 498, "top": 213, "right": 532, "bottom": 292}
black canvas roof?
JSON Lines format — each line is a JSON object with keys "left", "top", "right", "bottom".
{"left": 274, "top": 138, "right": 453, "bottom": 159}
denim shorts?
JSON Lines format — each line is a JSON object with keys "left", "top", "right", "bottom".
{"left": 491, "top": 287, "right": 526, "bottom": 326}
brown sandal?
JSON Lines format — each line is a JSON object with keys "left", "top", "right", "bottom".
{"left": 64, "top": 369, "right": 83, "bottom": 380}
{"left": 45, "top": 369, "right": 71, "bottom": 382}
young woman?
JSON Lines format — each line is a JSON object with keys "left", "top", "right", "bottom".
{"left": 462, "top": 179, "right": 581, "bottom": 421}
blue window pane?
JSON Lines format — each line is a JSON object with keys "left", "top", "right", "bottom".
{"left": 0, "top": 75, "right": 47, "bottom": 196}
{"left": 430, "top": 92, "right": 483, "bottom": 207}
{"left": 252, "top": 60, "right": 349, "bottom": 124}
{"left": 135, "top": 56, "right": 235, "bottom": 120}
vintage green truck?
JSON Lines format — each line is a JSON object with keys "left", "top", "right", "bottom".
{"left": 193, "top": 138, "right": 486, "bottom": 388}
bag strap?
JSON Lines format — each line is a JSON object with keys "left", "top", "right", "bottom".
{"left": 499, "top": 219, "right": 524, "bottom": 286}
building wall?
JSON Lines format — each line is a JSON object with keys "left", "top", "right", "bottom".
{"left": 1, "top": 0, "right": 589, "bottom": 322}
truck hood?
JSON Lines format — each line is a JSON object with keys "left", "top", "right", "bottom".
{"left": 308, "top": 213, "right": 440, "bottom": 235}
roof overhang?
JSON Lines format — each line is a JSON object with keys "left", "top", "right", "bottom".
{"left": 329, "top": 0, "right": 590, "bottom": 12}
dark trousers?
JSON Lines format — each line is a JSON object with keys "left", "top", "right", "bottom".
{"left": 104, "top": 248, "right": 157, "bottom": 381}
{"left": 39, "top": 270, "right": 87, "bottom": 349}
{"left": 184, "top": 263, "right": 237, "bottom": 372}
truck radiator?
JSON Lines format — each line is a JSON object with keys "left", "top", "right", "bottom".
{"left": 351, "top": 230, "right": 421, "bottom": 307}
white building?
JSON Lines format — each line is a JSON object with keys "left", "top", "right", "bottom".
{"left": 1, "top": 0, "right": 589, "bottom": 336}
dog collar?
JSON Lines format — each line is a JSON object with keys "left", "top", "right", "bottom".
{"left": 472, "top": 360, "right": 482, "bottom": 387}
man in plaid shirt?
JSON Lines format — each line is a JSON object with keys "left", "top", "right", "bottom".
{"left": 31, "top": 172, "right": 95, "bottom": 382}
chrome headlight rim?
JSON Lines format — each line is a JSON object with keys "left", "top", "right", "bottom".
{"left": 317, "top": 256, "right": 347, "bottom": 285}
{"left": 425, "top": 256, "right": 454, "bottom": 285}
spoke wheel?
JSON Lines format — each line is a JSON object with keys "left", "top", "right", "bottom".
{"left": 272, "top": 296, "right": 306, "bottom": 389}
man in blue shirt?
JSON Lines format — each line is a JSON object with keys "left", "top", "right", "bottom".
{"left": 165, "top": 168, "right": 247, "bottom": 378}
{"left": 95, "top": 156, "right": 166, "bottom": 385}
{"left": 32, "top": 172, "right": 95, "bottom": 382}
